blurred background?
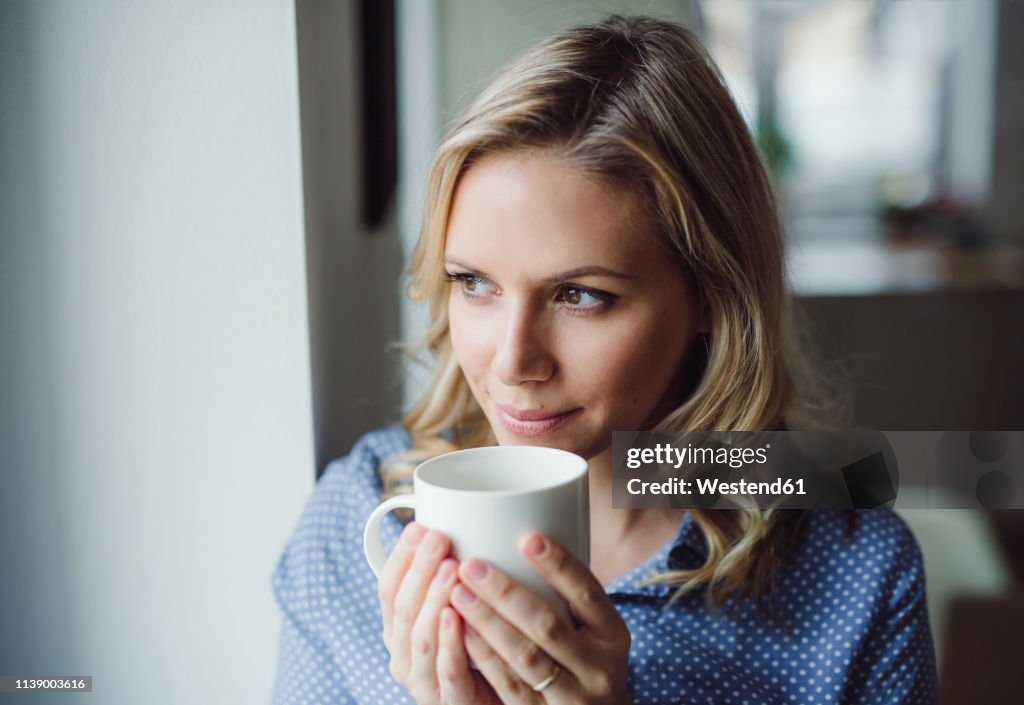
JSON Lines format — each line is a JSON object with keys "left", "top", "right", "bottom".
{"left": 1, "top": 1, "right": 1020, "bottom": 703}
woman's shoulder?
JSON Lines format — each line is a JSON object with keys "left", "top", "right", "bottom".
{"left": 320, "top": 423, "right": 414, "bottom": 485}
{"left": 299, "top": 423, "right": 413, "bottom": 525}
{"left": 272, "top": 427, "right": 412, "bottom": 649}
{"left": 798, "top": 508, "right": 922, "bottom": 563}
{"left": 272, "top": 425, "right": 413, "bottom": 609}
{"left": 792, "top": 509, "right": 927, "bottom": 609}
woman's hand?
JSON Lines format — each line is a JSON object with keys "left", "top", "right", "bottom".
{"left": 450, "top": 532, "right": 633, "bottom": 705}
{"left": 377, "top": 521, "right": 503, "bottom": 705}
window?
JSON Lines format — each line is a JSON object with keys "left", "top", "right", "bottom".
{"left": 696, "top": 0, "right": 996, "bottom": 245}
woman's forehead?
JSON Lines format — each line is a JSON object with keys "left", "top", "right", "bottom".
{"left": 444, "top": 151, "right": 662, "bottom": 271}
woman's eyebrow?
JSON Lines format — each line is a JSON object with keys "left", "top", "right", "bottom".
{"left": 443, "top": 257, "right": 490, "bottom": 279}
{"left": 543, "top": 266, "right": 636, "bottom": 282}
{"left": 444, "top": 257, "right": 635, "bottom": 282}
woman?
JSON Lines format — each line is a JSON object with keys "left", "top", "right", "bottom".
{"left": 272, "top": 16, "right": 937, "bottom": 705}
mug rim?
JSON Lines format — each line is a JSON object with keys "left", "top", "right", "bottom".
{"left": 413, "top": 445, "right": 588, "bottom": 497}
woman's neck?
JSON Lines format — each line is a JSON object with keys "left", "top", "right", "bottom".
{"left": 586, "top": 446, "right": 686, "bottom": 558}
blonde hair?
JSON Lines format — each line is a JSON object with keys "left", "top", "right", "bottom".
{"left": 385, "top": 15, "right": 844, "bottom": 614}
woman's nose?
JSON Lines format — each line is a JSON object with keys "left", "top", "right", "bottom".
{"left": 490, "top": 303, "right": 555, "bottom": 386}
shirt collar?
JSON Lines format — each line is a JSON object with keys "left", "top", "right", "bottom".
{"left": 603, "top": 511, "right": 709, "bottom": 599}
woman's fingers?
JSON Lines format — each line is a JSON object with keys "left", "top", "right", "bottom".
{"left": 408, "top": 558, "right": 458, "bottom": 689}
{"left": 451, "top": 579, "right": 574, "bottom": 698}
{"left": 436, "top": 608, "right": 488, "bottom": 705}
{"left": 456, "top": 551, "right": 600, "bottom": 674}
{"left": 388, "top": 529, "right": 450, "bottom": 679}
{"left": 518, "top": 533, "right": 628, "bottom": 642}
{"left": 378, "top": 522, "right": 427, "bottom": 643}
{"left": 455, "top": 550, "right": 631, "bottom": 705}
{"left": 463, "top": 619, "right": 557, "bottom": 705}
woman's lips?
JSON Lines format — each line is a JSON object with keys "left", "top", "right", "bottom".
{"left": 494, "top": 404, "right": 581, "bottom": 438}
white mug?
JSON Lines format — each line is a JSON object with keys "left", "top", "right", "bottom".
{"left": 363, "top": 445, "right": 589, "bottom": 622}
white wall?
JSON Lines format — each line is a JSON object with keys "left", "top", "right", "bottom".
{"left": 0, "top": 2, "right": 313, "bottom": 703}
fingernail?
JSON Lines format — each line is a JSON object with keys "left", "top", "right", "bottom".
{"left": 524, "top": 534, "right": 548, "bottom": 558}
{"left": 464, "top": 622, "right": 479, "bottom": 639}
{"left": 453, "top": 583, "right": 476, "bottom": 606}
{"left": 423, "top": 531, "right": 443, "bottom": 556}
{"left": 441, "top": 609, "right": 454, "bottom": 630}
{"left": 404, "top": 523, "right": 426, "bottom": 547}
{"left": 435, "top": 560, "right": 455, "bottom": 584}
{"left": 464, "top": 559, "right": 489, "bottom": 582}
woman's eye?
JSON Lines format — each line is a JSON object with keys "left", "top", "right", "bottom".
{"left": 557, "top": 286, "right": 606, "bottom": 307}
{"left": 445, "top": 272, "right": 493, "bottom": 298}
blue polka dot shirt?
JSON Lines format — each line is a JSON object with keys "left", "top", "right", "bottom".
{"left": 272, "top": 426, "right": 938, "bottom": 704}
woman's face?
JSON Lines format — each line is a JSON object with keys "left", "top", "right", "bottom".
{"left": 445, "top": 151, "right": 706, "bottom": 460}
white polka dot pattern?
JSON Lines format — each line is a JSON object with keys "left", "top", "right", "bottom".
{"left": 271, "top": 426, "right": 938, "bottom": 704}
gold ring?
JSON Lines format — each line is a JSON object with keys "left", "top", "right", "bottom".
{"left": 531, "top": 664, "right": 561, "bottom": 692}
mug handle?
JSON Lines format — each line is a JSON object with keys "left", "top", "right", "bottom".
{"left": 363, "top": 495, "right": 419, "bottom": 578}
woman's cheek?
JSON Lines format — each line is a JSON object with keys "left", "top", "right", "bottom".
{"left": 449, "top": 306, "right": 491, "bottom": 380}
{"left": 603, "top": 319, "right": 681, "bottom": 402}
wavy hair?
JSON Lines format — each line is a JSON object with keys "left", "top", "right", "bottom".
{"left": 382, "top": 15, "right": 845, "bottom": 614}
